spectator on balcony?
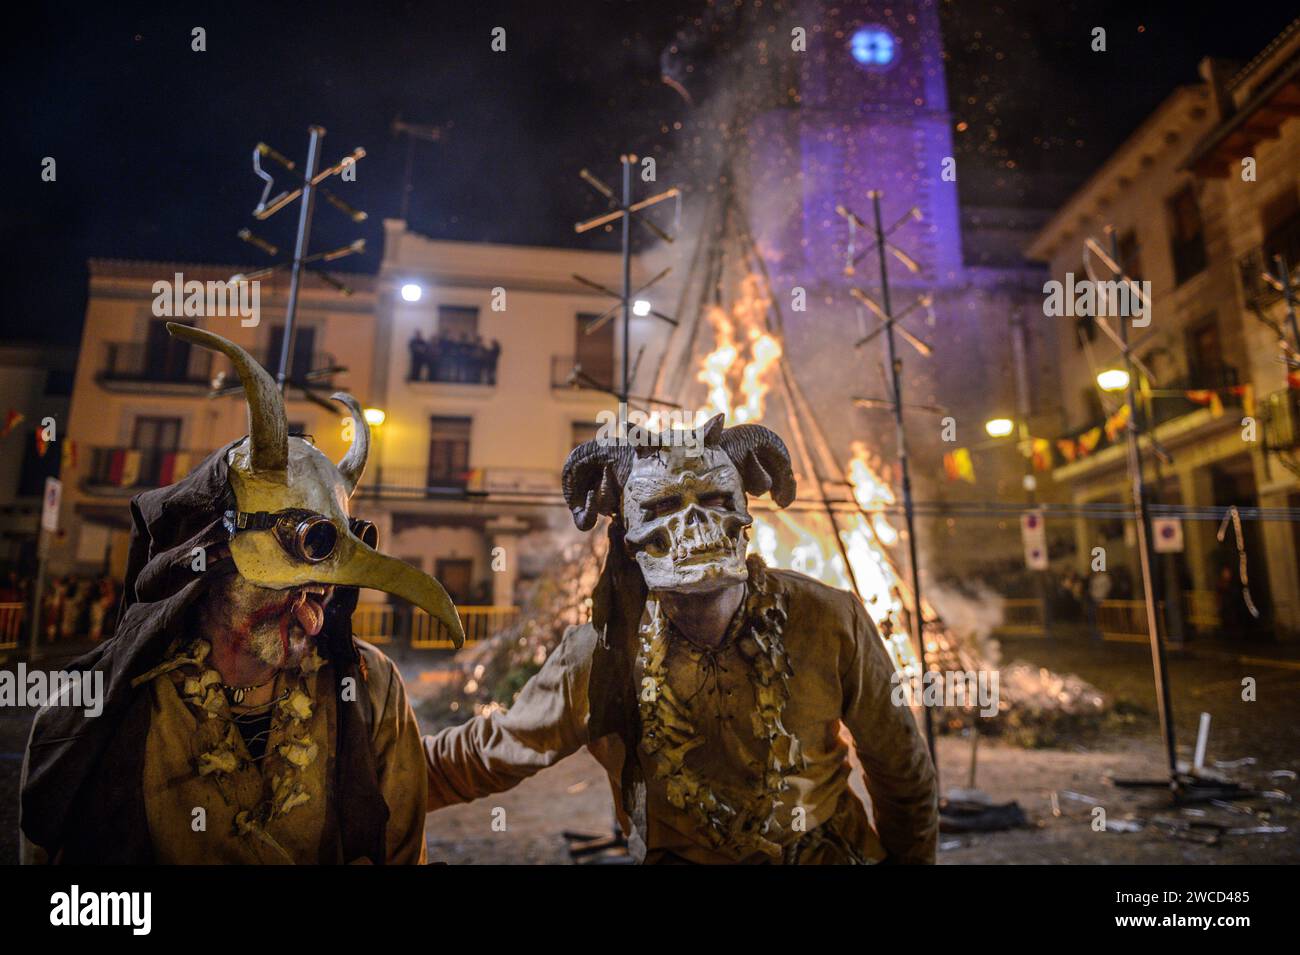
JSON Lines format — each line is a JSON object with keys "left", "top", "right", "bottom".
{"left": 407, "top": 330, "right": 430, "bottom": 382}
{"left": 483, "top": 338, "right": 501, "bottom": 385}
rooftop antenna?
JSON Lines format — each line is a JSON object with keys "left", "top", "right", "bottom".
{"left": 233, "top": 125, "right": 368, "bottom": 393}
{"left": 392, "top": 117, "right": 443, "bottom": 223}
{"left": 837, "top": 190, "right": 936, "bottom": 768}
{"left": 572, "top": 155, "right": 681, "bottom": 406}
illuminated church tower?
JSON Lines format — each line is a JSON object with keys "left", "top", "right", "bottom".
{"left": 748, "top": 0, "right": 964, "bottom": 289}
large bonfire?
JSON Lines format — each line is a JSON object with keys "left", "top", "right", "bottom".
{"left": 418, "top": 272, "right": 1106, "bottom": 743}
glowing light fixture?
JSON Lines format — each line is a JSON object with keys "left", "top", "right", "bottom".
{"left": 363, "top": 407, "right": 386, "bottom": 426}
{"left": 633, "top": 298, "right": 652, "bottom": 317}
{"left": 850, "top": 27, "right": 896, "bottom": 67}
{"left": 400, "top": 283, "right": 423, "bottom": 303}
{"left": 1096, "top": 368, "right": 1130, "bottom": 393}
{"left": 984, "top": 417, "right": 1015, "bottom": 438}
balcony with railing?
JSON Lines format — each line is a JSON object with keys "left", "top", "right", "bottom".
{"left": 1238, "top": 215, "right": 1300, "bottom": 308}
{"left": 99, "top": 342, "right": 338, "bottom": 391}
{"left": 84, "top": 447, "right": 200, "bottom": 494}
{"left": 99, "top": 342, "right": 214, "bottom": 389}
{"left": 407, "top": 336, "right": 500, "bottom": 386}
{"left": 1147, "top": 365, "right": 1241, "bottom": 429}
{"left": 359, "top": 465, "right": 559, "bottom": 500}
{"left": 1054, "top": 365, "right": 1243, "bottom": 473}
{"left": 550, "top": 354, "right": 614, "bottom": 394}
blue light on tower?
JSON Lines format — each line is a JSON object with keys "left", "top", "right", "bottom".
{"left": 849, "top": 26, "right": 896, "bottom": 68}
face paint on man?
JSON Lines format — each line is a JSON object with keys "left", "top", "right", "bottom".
{"left": 200, "top": 576, "right": 335, "bottom": 686}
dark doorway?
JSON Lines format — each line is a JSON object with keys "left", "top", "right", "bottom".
{"left": 435, "top": 558, "right": 474, "bottom": 605}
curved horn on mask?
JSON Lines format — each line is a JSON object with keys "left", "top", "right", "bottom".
{"left": 330, "top": 392, "right": 369, "bottom": 497}
{"left": 562, "top": 440, "right": 632, "bottom": 530}
{"left": 166, "top": 323, "right": 288, "bottom": 474}
{"left": 719, "top": 423, "right": 798, "bottom": 507}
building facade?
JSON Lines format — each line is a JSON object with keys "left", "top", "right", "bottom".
{"left": 1027, "top": 19, "right": 1300, "bottom": 637}
{"left": 366, "top": 219, "right": 663, "bottom": 611}
{"left": 0, "top": 344, "right": 74, "bottom": 570}
{"left": 53, "top": 260, "right": 378, "bottom": 581}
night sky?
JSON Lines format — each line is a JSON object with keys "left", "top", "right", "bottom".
{"left": 4, "top": 0, "right": 1296, "bottom": 346}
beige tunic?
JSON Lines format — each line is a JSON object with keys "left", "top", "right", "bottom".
{"left": 141, "top": 640, "right": 427, "bottom": 864}
{"left": 425, "top": 569, "right": 938, "bottom": 864}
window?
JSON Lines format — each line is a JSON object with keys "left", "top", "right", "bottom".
{"left": 267, "top": 325, "right": 317, "bottom": 382}
{"left": 1186, "top": 316, "right": 1225, "bottom": 386}
{"left": 427, "top": 416, "right": 471, "bottom": 490}
{"left": 575, "top": 312, "right": 615, "bottom": 391}
{"left": 1261, "top": 192, "right": 1300, "bottom": 274}
{"left": 1117, "top": 229, "right": 1142, "bottom": 283}
{"left": 144, "top": 319, "right": 195, "bottom": 382}
{"left": 435, "top": 558, "right": 474, "bottom": 604}
{"left": 132, "top": 416, "right": 181, "bottom": 451}
{"left": 132, "top": 417, "right": 182, "bottom": 487}
{"left": 570, "top": 420, "right": 601, "bottom": 451}
{"left": 437, "top": 305, "right": 479, "bottom": 342}
{"left": 1167, "top": 186, "right": 1207, "bottom": 285}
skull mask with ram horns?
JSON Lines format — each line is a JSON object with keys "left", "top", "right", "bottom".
{"left": 166, "top": 322, "right": 464, "bottom": 647}
{"left": 562, "top": 413, "right": 797, "bottom": 592}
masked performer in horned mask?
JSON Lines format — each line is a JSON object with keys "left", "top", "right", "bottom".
{"left": 424, "top": 415, "right": 937, "bottom": 863}
{"left": 20, "top": 324, "right": 463, "bottom": 864}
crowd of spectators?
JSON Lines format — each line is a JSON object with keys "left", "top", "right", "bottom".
{"left": 408, "top": 331, "right": 501, "bottom": 384}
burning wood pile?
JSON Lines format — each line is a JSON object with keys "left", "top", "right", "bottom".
{"left": 419, "top": 265, "right": 1109, "bottom": 745}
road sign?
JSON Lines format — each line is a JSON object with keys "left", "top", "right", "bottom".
{"left": 1021, "top": 509, "right": 1049, "bottom": 570}
{"left": 1152, "top": 517, "right": 1184, "bottom": 553}
{"left": 41, "top": 477, "right": 62, "bottom": 532}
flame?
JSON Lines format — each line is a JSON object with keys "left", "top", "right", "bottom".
{"left": 694, "top": 275, "right": 922, "bottom": 678}
{"left": 698, "top": 275, "right": 783, "bottom": 425}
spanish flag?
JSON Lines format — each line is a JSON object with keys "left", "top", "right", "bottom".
{"left": 1185, "top": 389, "right": 1224, "bottom": 417}
{"left": 1104, "top": 403, "right": 1131, "bottom": 442}
{"left": 1229, "top": 384, "right": 1256, "bottom": 419}
{"left": 1077, "top": 427, "right": 1102, "bottom": 456}
{"left": 1031, "top": 437, "right": 1053, "bottom": 472}
{"left": 1, "top": 409, "right": 22, "bottom": 439}
{"left": 943, "top": 447, "right": 976, "bottom": 483}
{"left": 119, "top": 450, "right": 142, "bottom": 487}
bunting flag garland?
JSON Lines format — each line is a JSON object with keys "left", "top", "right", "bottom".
{"left": 1185, "top": 389, "right": 1224, "bottom": 417}
{"left": 1228, "top": 383, "right": 1255, "bottom": 419}
{"left": 119, "top": 450, "right": 142, "bottom": 487}
{"left": 942, "top": 447, "right": 976, "bottom": 483}
{"left": 1, "top": 409, "right": 23, "bottom": 439}
{"left": 35, "top": 429, "right": 49, "bottom": 458}
{"left": 60, "top": 439, "right": 78, "bottom": 473}
{"left": 1103, "top": 403, "right": 1131, "bottom": 442}
{"left": 1031, "top": 437, "right": 1052, "bottom": 472}
{"left": 1077, "top": 427, "right": 1102, "bottom": 456}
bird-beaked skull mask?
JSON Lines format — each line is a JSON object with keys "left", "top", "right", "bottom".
{"left": 166, "top": 323, "right": 464, "bottom": 647}
{"left": 562, "top": 413, "right": 797, "bottom": 593}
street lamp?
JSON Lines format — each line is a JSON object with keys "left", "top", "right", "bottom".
{"left": 1097, "top": 368, "right": 1130, "bottom": 393}
{"left": 984, "top": 416, "right": 1014, "bottom": 438}
{"left": 400, "top": 282, "right": 423, "bottom": 303}
{"left": 632, "top": 298, "right": 652, "bottom": 317}
{"left": 363, "top": 407, "right": 386, "bottom": 426}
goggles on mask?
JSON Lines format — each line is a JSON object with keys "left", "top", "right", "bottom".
{"left": 226, "top": 509, "right": 378, "bottom": 564}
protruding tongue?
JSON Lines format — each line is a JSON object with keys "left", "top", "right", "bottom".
{"left": 294, "top": 596, "right": 325, "bottom": 637}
